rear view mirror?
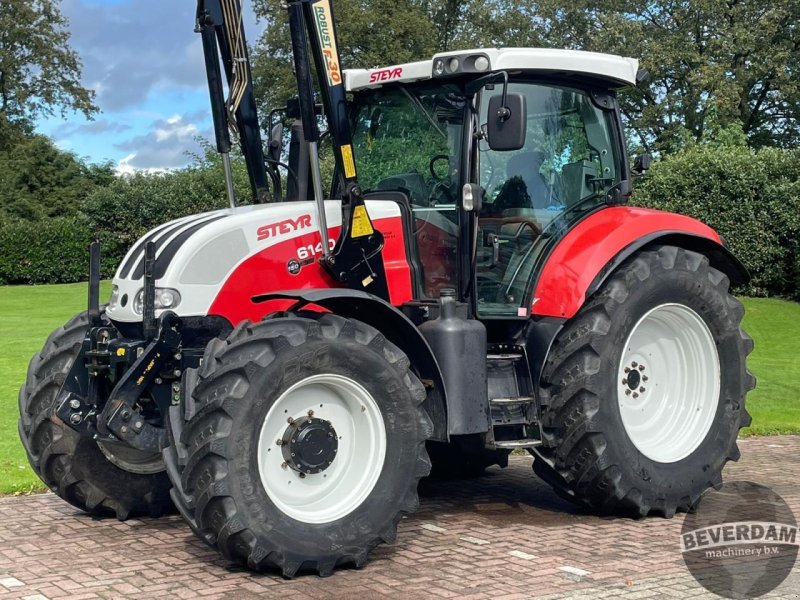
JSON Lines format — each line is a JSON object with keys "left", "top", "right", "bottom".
{"left": 486, "top": 93, "right": 526, "bottom": 151}
{"left": 269, "top": 122, "right": 283, "bottom": 163}
{"left": 632, "top": 152, "right": 652, "bottom": 175}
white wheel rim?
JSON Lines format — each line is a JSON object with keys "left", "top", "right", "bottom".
{"left": 617, "top": 303, "right": 720, "bottom": 463}
{"left": 256, "top": 374, "right": 386, "bottom": 524}
{"left": 97, "top": 442, "right": 165, "bottom": 475}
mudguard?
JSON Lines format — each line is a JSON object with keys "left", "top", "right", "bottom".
{"left": 531, "top": 206, "right": 749, "bottom": 319}
{"left": 253, "top": 288, "right": 448, "bottom": 441}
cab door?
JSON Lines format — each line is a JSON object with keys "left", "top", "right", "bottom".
{"left": 476, "top": 81, "right": 623, "bottom": 317}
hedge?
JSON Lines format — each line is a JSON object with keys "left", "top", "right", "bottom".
{"left": 0, "top": 142, "right": 798, "bottom": 300}
{"left": 0, "top": 157, "right": 249, "bottom": 285}
{"left": 633, "top": 143, "right": 800, "bottom": 299}
{"left": 0, "top": 217, "right": 93, "bottom": 285}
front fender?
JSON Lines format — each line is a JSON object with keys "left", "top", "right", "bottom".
{"left": 532, "top": 207, "right": 749, "bottom": 319}
{"left": 253, "top": 289, "right": 448, "bottom": 441}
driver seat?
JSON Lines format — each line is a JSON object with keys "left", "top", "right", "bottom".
{"left": 505, "top": 151, "right": 550, "bottom": 209}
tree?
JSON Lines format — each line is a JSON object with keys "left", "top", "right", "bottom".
{"left": 459, "top": 0, "right": 800, "bottom": 152}
{"left": 251, "top": 0, "right": 799, "bottom": 152}
{"left": 0, "top": 0, "right": 97, "bottom": 130}
{"left": 0, "top": 133, "right": 114, "bottom": 221}
{"left": 250, "top": 0, "right": 440, "bottom": 113}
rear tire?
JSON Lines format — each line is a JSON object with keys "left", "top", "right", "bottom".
{"left": 18, "top": 311, "right": 173, "bottom": 519}
{"left": 533, "top": 246, "right": 754, "bottom": 517}
{"left": 164, "top": 314, "right": 431, "bottom": 577}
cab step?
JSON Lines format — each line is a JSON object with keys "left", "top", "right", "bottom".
{"left": 493, "top": 439, "right": 542, "bottom": 449}
{"left": 490, "top": 396, "right": 536, "bottom": 405}
{"left": 484, "top": 344, "right": 543, "bottom": 451}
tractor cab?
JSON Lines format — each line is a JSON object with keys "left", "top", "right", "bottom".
{"left": 337, "top": 48, "right": 638, "bottom": 318}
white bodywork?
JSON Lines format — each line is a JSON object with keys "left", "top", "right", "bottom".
{"left": 106, "top": 200, "right": 402, "bottom": 323}
{"left": 344, "top": 47, "right": 640, "bottom": 91}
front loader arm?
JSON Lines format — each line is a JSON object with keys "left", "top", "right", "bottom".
{"left": 287, "top": 0, "right": 389, "bottom": 299}
{"left": 196, "top": 0, "right": 270, "bottom": 204}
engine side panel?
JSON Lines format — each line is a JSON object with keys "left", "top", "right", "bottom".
{"left": 531, "top": 206, "right": 723, "bottom": 319}
{"left": 209, "top": 213, "right": 412, "bottom": 324}
{"left": 108, "top": 200, "right": 412, "bottom": 324}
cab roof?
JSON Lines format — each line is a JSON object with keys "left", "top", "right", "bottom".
{"left": 344, "top": 47, "right": 640, "bottom": 92}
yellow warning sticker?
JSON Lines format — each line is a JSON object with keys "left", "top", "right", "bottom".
{"left": 341, "top": 144, "right": 356, "bottom": 179}
{"left": 351, "top": 204, "right": 374, "bottom": 238}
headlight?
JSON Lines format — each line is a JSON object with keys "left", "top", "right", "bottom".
{"left": 474, "top": 56, "right": 490, "bottom": 72}
{"left": 132, "top": 288, "right": 182, "bottom": 315}
{"left": 432, "top": 53, "right": 492, "bottom": 77}
{"left": 108, "top": 285, "right": 120, "bottom": 309}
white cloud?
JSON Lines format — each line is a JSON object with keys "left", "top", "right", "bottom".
{"left": 61, "top": 0, "right": 259, "bottom": 112}
{"left": 114, "top": 114, "right": 209, "bottom": 172}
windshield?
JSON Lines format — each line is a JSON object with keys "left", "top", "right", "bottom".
{"left": 478, "top": 82, "right": 620, "bottom": 226}
{"left": 352, "top": 84, "right": 465, "bottom": 207}
{"left": 352, "top": 84, "right": 466, "bottom": 298}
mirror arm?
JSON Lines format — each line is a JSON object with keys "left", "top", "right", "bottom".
{"left": 465, "top": 70, "right": 513, "bottom": 122}
{"left": 497, "top": 71, "right": 510, "bottom": 122}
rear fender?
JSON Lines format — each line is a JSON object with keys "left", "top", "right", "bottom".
{"left": 531, "top": 207, "right": 749, "bottom": 319}
{"left": 253, "top": 289, "right": 448, "bottom": 441}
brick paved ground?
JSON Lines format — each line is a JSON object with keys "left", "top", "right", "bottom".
{"left": 0, "top": 435, "right": 798, "bottom": 599}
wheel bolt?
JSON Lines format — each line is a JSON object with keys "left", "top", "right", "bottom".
{"left": 625, "top": 389, "right": 631, "bottom": 396}
{"left": 307, "top": 409, "right": 314, "bottom": 417}
{"left": 298, "top": 473, "right": 306, "bottom": 479}
{"left": 622, "top": 379, "right": 628, "bottom": 385}
{"left": 639, "top": 387, "right": 646, "bottom": 393}
{"left": 624, "top": 367, "right": 630, "bottom": 373}
{"left": 638, "top": 365, "right": 645, "bottom": 371}
{"left": 643, "top": 376, "right": 649, "bottom": 382}
{"left": 633, "top": 392, "right": 639, "bottom": 399}
{"left": 287, "top": 416, "right": 294, "bottom": 424}
{"left": 631, "top": 361, "right": 638, "bottom": 368}
{"left": 281, "top": 462, "right": 288, "bottom": 470}
{"left": 276, "top": 439, "right": 283, "bottom": 446}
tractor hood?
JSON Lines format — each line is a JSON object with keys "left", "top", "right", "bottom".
{"left": 107, "top": 202, "right": 339, "bottom": 323}
{"left": 106, "top": 199, "right": 407, "bottom": 324}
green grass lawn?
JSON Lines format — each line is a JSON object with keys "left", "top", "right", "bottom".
{"left": 0, "top": 282, "right": 111, "bottom": 494}
{"left": 0, "top": 284, "right": 797, "bottom": 494}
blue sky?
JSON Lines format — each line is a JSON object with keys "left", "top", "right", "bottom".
{"left": 35, "top": 0, "right": 260, "bottom": 173}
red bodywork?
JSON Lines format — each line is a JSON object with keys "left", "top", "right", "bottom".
{"left": 531, "top": 206, "right": 723, "bottom": 319}
{"left": 209, "top": 216, "right": 412, "bottom": 324}
{"left": 208, "top": 204, "right": 724, "bottom": 326}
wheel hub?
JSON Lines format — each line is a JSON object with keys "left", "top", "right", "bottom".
{"left": 621, "top": 362, "right": 648, "bottom": 397}
{"left": 281, "top": 416, "right": 338, "bottom": 475}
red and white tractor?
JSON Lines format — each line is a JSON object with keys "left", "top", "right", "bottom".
{"left": 19, "top": 0, "right": 754, "bottom": 577}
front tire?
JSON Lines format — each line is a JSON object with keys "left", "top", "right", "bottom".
{"left": 18, "top": 311, "right": 173, "bottom": 519}
{"left": 164, "top": 314, "right": 431, "bottom": 577}
{"left": 533, "top": 246, "right": 754, "bottom": 517}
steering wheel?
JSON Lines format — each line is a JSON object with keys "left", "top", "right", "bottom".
{"left": 480, "top": 216, "right": 542, "bottom": 238}
{"left": 429, "top": 154, "right": 450, "bottom": 181}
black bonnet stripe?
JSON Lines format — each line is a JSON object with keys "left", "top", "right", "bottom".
{"left": 119, "top": 215, "right": 201, "bottom": 279}
{"left": 131, "top": 214, "right": 229, "bottom": 280}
